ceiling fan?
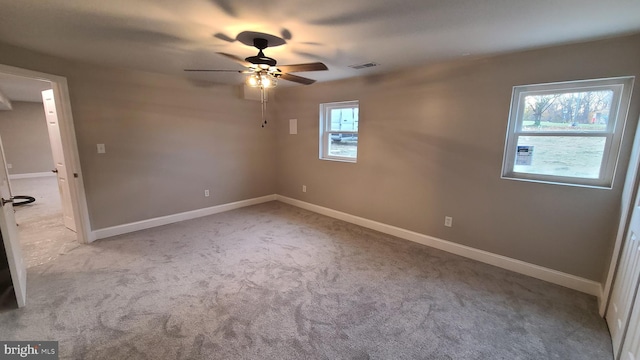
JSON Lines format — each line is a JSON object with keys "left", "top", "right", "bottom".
{"left": 184, "top": 31, "right": 328, "bottom": 87}
{"left": 185, "top": 32, "right": 328, "bottom": 127}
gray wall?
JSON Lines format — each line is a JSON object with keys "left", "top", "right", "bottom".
{"left": 0, "top": 43, "right": 277, "bottom": 230}
{"left": 273, "top": 34, "right": 640, "bottom": 282}
{"left": 0, "top": 101, "right": 54, "bottom": 175}
{"left": 1, "top": 34, "right": 639, "bottom": 283}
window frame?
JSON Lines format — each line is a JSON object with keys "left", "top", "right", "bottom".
{"left": 501, "top": 76, "right": 635, "bottom": 188}
{"left": 319, "top": 100, "right": 359, "bottom": 163}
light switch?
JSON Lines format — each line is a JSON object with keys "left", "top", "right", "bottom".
{"left": 97, "top": 144, "right": 106, "bottom": 154}
{"left": 289, "top": 119, "right": 297, "bottom": 134}
{"left": 6, "top": 163, "right": 11, "bottom": 169}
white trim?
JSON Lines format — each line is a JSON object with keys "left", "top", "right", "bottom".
{"left": 601, "top": 114, "right": 640, "bottom": 316}
{"left": 92, "top": 195, "right": 277, "bottom": 240}
{"left": 0, "top": 64, "right": 91, "bottom": 245}
{"left": 319, "top": 100, "right": 359, "bottom": 163}
{"left": 501, "top": 76, "right": 635, "bottom": 189}
{"left": 276, "top": 195, "right": 602, "bottom": 297}
{"left": 0, "top": 89, "right": 12, "bottom": 111}
{"left": 598, "top": 284, "right": 606, "bottom": 315}
{"left": 9, "top": 172, "right": 56, "bottom": 179}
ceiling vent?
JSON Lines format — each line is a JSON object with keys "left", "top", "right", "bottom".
{"left": 349, "top": 62, "right": 378, "bottom": 70}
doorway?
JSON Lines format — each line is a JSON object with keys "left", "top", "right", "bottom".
{"left": 0, "top": 64, "right": 90, "bottom": 309}
{"left": 0, "top": 76, "right": 78, "bottom": 268}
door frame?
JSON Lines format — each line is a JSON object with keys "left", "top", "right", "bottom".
{"left": 0, "top": 63, "right": 92, "bottom": 244}
{"left": 602, "top": 117, "right": 640, "bottom": 315}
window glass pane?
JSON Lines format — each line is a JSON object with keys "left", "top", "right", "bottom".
{"left": 521, "top": 90, "right": 613, "bottom": 132}
{"left": 328, "top": 133, "right": 358, "bottom": 158}
{"left": 513, "top": 136, "right": 606, "bottom": 179}
{"left": 329, "top": 107, "right": 359, "bottom": 132}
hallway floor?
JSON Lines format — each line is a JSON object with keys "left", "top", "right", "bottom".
{"left": 10, "top": 175, "right": 78, "bottom": 268}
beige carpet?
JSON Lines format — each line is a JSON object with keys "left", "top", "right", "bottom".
{"left": 0, "top": 201, "right": 612, "bottom": 359}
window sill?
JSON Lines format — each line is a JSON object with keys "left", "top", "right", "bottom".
{"left": 320, "top": 157, "right": 357, "bottom": 163}
{"left": 500, "top": 175, "right": 612, "bottom": 190}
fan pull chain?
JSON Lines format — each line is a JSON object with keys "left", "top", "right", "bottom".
{"left": 261, "top": 87, "right": 267, "bottom": 128}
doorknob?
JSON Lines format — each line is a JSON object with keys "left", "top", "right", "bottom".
{"left": 1, "top": 197, "right": 13, "bottom": 207}
{"left": 51, "top": 169, "right": 58, "bottom": 173}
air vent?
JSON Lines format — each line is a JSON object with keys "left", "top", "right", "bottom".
{"left": 349, "top": 62, "right": 378, "bottom": 70}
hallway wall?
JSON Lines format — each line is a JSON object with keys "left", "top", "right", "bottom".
{"left": 0, "top": 101, "right": 54, "bottom": 175}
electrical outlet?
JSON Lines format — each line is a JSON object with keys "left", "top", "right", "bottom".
{"left": 444, "top": 216, "right": 453, "bottom": 227}
{"left": 204, "top": 189, "right": 210, "bottom": 197}
{"left": 302, "top": 185, "right": 307, "bottom": 193}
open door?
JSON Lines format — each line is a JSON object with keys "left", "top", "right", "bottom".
{"left": 0, "top": 135, "right": 26, "bottom": 307}
{"left": 41, "top": 89, "right": 76, "bottom": 232}
{"left": 620, "top": 290, "right": 640, "bottom": 360}
{"left": 607, "top": 185, "right": 640, "bottom": 357}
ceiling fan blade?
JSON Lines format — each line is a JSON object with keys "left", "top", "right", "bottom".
{"left": 213, "top": 33, "right": 237, "bottom": 43}
{"left": 217, "top": 52, "right": 252, "bottom": 67}
{"left": 280, "top": 73, "right": 317, "bottom": 85}
{"left": 184, "top": 69, "right": 243, "bottom": 72}
{"left": 210, "top": 0, "right": 238, "bottom": 18}
{"left": 278, "top": 62, "right": 328, "bottom": 73}
{"left": 281, "top": 28, "right": 292, "bottom": 40}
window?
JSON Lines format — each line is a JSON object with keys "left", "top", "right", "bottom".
{"left": 502, "top": 77, "right": 634, "bottom": 188}
{"left": 319, "top": 100, "right": 359, "bottom": 162}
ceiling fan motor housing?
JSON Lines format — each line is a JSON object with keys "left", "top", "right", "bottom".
{"left": 245, "top": 38, "right": 277, "bottom": 67}
{"left": 253, "top": 38, "right": 268, "bottom": 50}
{"left": 246, "top": 52, "right": 277, "bottom": 67}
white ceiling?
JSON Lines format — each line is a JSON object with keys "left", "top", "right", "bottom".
{"left": 0, "top": 0, "right": 639, "bottom": 86}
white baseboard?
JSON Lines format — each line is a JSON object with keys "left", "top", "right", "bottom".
{"left": 598, "top": 285, "right": 607, "bottom": 316}
{"left": 9, "top": 172, "right": 55, "bottom": 179}
{"left": 276, "top": 195, "right": 602, "bottom": 298}
{"left": 92, "top": 194, "right": 277, "bottom": 240}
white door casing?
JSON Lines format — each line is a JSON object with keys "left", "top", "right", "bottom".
{"left": 41, "top": 89, "right": 76, "bottom": 232}
{"left": 621, "top": 290, "right": 640, "bottom": 360}
{"left": 607, "top": 189, "right": 640, "bottom": 358}
{"left": 0, "top": 135, "right": 26, "bottom": 307}
{"left": 602, "top": 117, "right": 640, "bottom": 316}
{"left": 0, "top": 64, "right": 90, "bottom": 244}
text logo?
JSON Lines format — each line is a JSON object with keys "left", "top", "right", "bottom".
{"left": 0, "top": 342, "right": 58, "bottom": 359}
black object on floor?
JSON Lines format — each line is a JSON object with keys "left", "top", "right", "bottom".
{"left": 12, "top": 196, "right": 35, "bottom": 207}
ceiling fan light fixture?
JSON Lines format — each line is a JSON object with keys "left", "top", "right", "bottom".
{"left": 261, "top": 74, "right": 276, "bottom": 88}
{"left": 247, "top": 74, "right": 260, "bottom": 87}
{"left": 246, "top": 71, "right": 277, "bottom": 88}
{"left": 261, "top": 76, "right": 271, "bottom": 88}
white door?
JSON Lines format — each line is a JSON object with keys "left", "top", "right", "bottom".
{"left": 41, "top": 89, "right": 76, "bottom": 232}
{"left": 620, "top": 291, "right": 640, "bottom": 360}
{"left": 607, "top": 187, "right": 640, "bottom": 357}
{"left": 0, "top": 135, "right": 26, "bottom": 307}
